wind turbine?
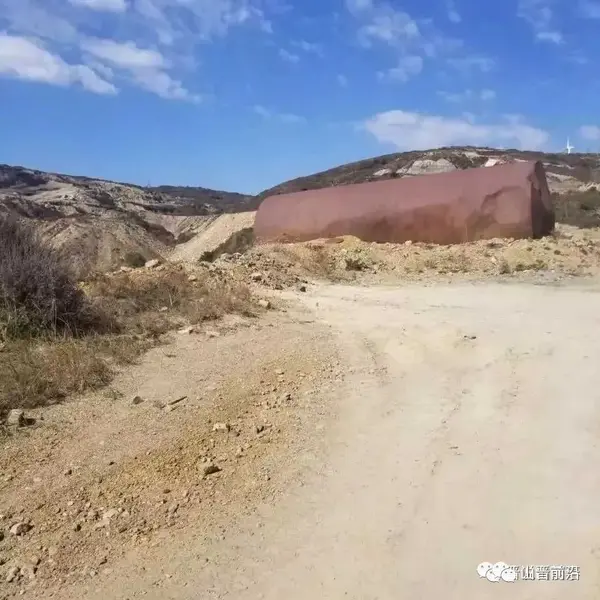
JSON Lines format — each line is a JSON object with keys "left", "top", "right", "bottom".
{"left": 565, "top": 138, "right": 575, "bottom": 154}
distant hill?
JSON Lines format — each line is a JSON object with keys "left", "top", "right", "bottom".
{"left": 0, "top": 164, "right": 253, "bottom": 275}
{"left": 256, "top": 147, "right": 600, "bottom": 202}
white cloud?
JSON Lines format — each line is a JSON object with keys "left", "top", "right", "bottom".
{"left": 357, "top": 9, "right": 420, "bottom": 47}
{"left": 378, "top": 55, "right": 423, "bottom": 82}
{"left": 82, "top": 38, "right": 199, "bottom": 101}
{"left": 480, "top": 88, "right": 496, "bottom": 100}
{"left": 82, "top": 38, "right": 166, "bottom": 69}
{"left": 580, "top": 125, "right": 600, "bottom": 140}
{"left": 69, "top": 0, "right": 127, "bottom": 13}
{"left": 446, "top": 0, "right": 461, "bottom": 23}
{"left": 253, "top": 104, "right": 305, "bottom": 123}
{"left": 291, "top": 39, "right": 323, "bottom": 55}
{"left": 337, "top": 73, "right": 348, "bottom": 86}
{"left": 363, "top": 110, "right": 549, "bottom": 150}
{"left": 579, "top": 0, "right": 600, "bottom": 17}
{"left": 0, "top": 0, "right": 275, "bottom": 100}
{"left": 448, "top": 55, "right": 495, "bottom": 72}
{"left": 0, "top": 33, "right": 116, "bottom": 94}
{"left": 518, "top": 0, "right": 563, "bottom": 44}
{"left": 279, "top": 48, "right": 300, "bottom": 63}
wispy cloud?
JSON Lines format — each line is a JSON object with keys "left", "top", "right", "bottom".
{"left": 446, "top": 0, "right": 461, "bottom": 23}
{"left": 279, "top": 48, "right": 300, "bottom": 63}
{"left": 378, "top": 55, "right": 423, "bottom": 82}
{"left": 0, "top": 0, "right": 274, "bottom": 99}
{"left": 447, "top": 55, "right": 495, "bottom": 72}
{"left": 337, "top": 73, "right": 348, "bottom": 86}
{"left": 0, "top": 33, "right": 117, "bottom": 94}
{"left": 345, "top": 0, "right": 487, "bottom": 84}
{"left": 82, "top": 38, "right": 199, "bottom": 101}
{"left": 580, "top": 125, "right": 600, "bottom": 140}
{"left": 438, "top": 88, "right": 496, "bottom": 102}
{"left": 291, "top": 39, "right": 323, "bottom": 56}
{"left": 69, "top": 0, "right": 127, "bottom": 13}
{"left": 253, "top": 104, "right": 305, "bottom": 123}
{"left": 363, "top": 109, "right": 549, "bottom": 150}
{"left": 579, "top": 0, "right": 600, "bottom": 18}
{"left": 518, "top": 0, "right": 563, "bottom": 44}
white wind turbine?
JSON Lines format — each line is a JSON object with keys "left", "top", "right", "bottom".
{"left": 565, "top": 137, "right": 575, "bottom": 154}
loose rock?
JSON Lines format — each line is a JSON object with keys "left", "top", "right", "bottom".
{"left": 5, "top": 566, "right": 19, "bottom": 583}
{"left": 203, "top": 464, "right": 221, "bottom": 477}
{"left": 145, "top": 259, "right": 160, "bottom": 269}
{"left": 131, "top": 395, "right": 144, "bottom": 405}
{"left": 212, "top": 423, "right": 230, "bottom": 433}
{"left": 6, "top": 410, "right": 24, "bottom": 428}
{"left": 250, "top": 272, "right": 263, "bottom": 282}
{"left": 258, "top": 299, "right": 272, "bottom": 309}
{"left": 178, "top": 326, "right": 195, "bottom": 335}
{"left": 10, "top": 522, "right": 31, "bottom": 536}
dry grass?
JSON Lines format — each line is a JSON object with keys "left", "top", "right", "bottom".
{"left": 1, "top": 266, "right": 257, "bottom": 414}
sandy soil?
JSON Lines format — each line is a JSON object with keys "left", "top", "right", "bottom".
{"left": 6, "top": 278, "right": 599, "bottom": 599}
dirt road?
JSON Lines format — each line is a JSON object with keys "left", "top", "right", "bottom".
{"left": 61, "top": 280, "right": 600, "bottom": 599}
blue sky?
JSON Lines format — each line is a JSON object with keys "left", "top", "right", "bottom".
{"left": 1, "top": 0, "right": 600, "bottom": 193}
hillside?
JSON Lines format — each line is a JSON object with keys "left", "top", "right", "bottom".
{"left": 0, "top": 164, "right": 254, "bottom": 274}
{"left": 256, "top": 147, "right": 600, "bottom": 201}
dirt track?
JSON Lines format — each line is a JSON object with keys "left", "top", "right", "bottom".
{"left": 43, "top": 279, "right": 600, "bottom": 599}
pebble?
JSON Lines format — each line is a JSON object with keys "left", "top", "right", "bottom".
{"left": 9, "top": 522, "right": 31, "bottom": 536}
{"left": 212, "top": 423, "right": 230, "bottom": 433}
{"left": 203, "top": 465, "right": 221, "bottom": 477}
{"left": 131, "top": 396, "right": 144, "bottom": 405}
{"left": 6, "top": 409, "right": 24, "bottom": 428}
{"left": 178, "top": 326, "right": 195, "bottom": 335}
{"left": 258, "top": 299, "right": 271, "bottom": 309}
{"left": 145, "top": 259, "right": 160, "bottom": 269}
{"left": 5, "top": 566, "right": 20, "bottom": 583}
{"left": 250, "top": 272, "right": 263, "bottom": 282}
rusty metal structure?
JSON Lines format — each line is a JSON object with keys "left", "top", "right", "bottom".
{"left": 254, "top": 160, "right": 555, "bottom": 245}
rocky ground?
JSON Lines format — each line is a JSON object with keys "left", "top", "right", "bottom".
{"left": 3, "top": 219, "right": 600, "bottom": 598}
{"left": 0, "top": 306, "right": 342, "bottom": 599}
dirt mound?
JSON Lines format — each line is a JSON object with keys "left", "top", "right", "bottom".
{"left": 207, "top": 224, "right": 600, "bottom": 289}
{"left": 169, "top": 212, "right": 256, "bottom": 263}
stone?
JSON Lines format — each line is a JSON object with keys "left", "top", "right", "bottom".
{"left": 205, "top": 330, "right": 220, "bottom": 338}
{"left": 404, "top": 240, "right": 413, "bottom": 246}
{"left": 203, "top": 464, "right": 221, "bottom": 477}
{"left": 145, "top": 259, "right": 160, "bottom": 269}
{"left": 255, "top": 424, "right": 265, "bottom": 434}
{"left": 298, "top": 284, "right": 307, "bottom": 292}
{"left": 258, "top": 299, "right": 271, "bottom": 309}
{"left": 159, "top": 306, "right": 169, "bottom": 312}
{"left": 131, "top": 396, "right": 144, "bottom": 405}
{"left": 167, "top": 503, "right": 179, "bottom": 514}
{"left": 178, "top": 326, "right": 195, "bottom": 335}
{"left": 21, "top": 565, "right": 36, "bottom": 581}
{"left": 5, "top": 566, "right": 20, "bottom": 583}
{"left": 188, "top": 274, "right": 198, "bottom": 282}
{"left": 6, "top": 410, "right": 24, "bottom": 428}
{"left": 212, "top": 423, "right": 230, "bottom": 433}
{"left": 250, "top": 272, "right": 263, "bottom": 282}
{"left": 9, "top": 522, "right": 31, "bottom": 536}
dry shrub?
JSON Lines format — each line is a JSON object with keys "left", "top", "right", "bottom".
{"left": 87, "top": 268, "right": 256, "bottom": 334}
{"left": 0, "top": 335, "right": 156, "bottom": 412}
{"left": 0, "top": 216, "right": 107, "bottom": 340}
{"left": 0, "top": 339, "right": 111, "bottom": 410}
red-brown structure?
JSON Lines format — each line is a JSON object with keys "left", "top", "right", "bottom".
{"left": 254, "top": 160, "right": 555, "bottom": 245}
